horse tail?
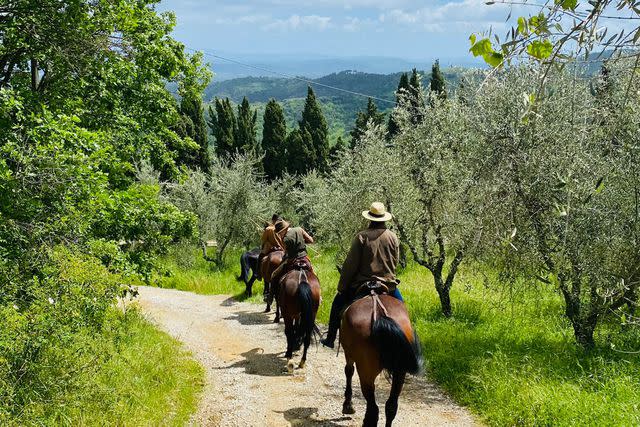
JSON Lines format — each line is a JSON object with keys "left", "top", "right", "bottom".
{"left": 296, "top": 280, "right": 318, "bottom": 348}
{"left": 371, "top": 315, "right": 423, "bottom": 376}
{"left": 237, "top": 252, "right": 249, "bottom": 283}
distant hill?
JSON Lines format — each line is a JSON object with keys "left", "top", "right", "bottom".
{"left": 204, "top": 69, "right": 464, "bottom": 143}
{"left": 205, "top": 53, "right": 483, "bottom": 81}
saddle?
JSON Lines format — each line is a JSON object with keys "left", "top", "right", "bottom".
{"left": 354, "top": 281, "right": 389, "bottom": 299}
{"left": 277, "top": 256, "right": 313, "bottom": 285}
{"left": 291, "top": 257, "right": 312, "bottom": 271}
{"left": 348, "top": 281, "right": 390, "bottom": 322}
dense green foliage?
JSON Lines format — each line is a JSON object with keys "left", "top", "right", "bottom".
{"left": 1, "top": 0, "right": 207, "bottom": 421}
{"left": 235, "top": 96, "right": 259, "bottom": 154}
{"left": 179, "top": 95, "right": 211, "bottom": 172}
{"left": 298, "top": 86, "right": 330, "bottom": 172}
{"left": 261, "top": 99, "right": 288, "bottom": 180}
{"left": 350, "top": 98, "right": 385, "bottom": 147}
{"left": 430, "top": 59, "right": 447, "bottom": 100}
{"left": 387, "top": 72, "right": 411, "bottom": 139}
{"left": 208, "top": 97, "right": 237, "bottom": 157}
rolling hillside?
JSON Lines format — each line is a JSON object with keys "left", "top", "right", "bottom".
{"left": 203, "top": 69, "right": 464, "bottom": 143}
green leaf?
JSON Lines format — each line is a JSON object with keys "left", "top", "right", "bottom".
{"left": 595, "top": 176, "right": 605, "bottom": 193}
{"left": 483, "top": 52, "right": 504, "bottom": 67}
{"left": 526, "top": 39, "right": 554, "bottom": 60}
{"left": 555, "top": 0, "right": 578, "bottom": 10}
{"left": 469, "top": 38, "right": 494, "bottom": 57}
{"left": 517, "top": 17, "right": 528, "bottom": 35}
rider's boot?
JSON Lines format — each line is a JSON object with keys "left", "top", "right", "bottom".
{"left": 321, "top": 292, "right": 346, "bottom": 348}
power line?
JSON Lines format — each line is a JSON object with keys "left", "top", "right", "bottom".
{"left": 187, "top": 48, "right": 397, "bottom": 105}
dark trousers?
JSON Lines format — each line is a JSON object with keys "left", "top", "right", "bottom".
{"left": 326, "top": 287, "right": 404, "bottom": 336}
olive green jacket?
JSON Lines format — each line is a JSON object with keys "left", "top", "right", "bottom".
{"left": 337, "top": 223, "right": 400, "bottom": 293}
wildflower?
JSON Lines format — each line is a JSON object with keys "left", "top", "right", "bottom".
{"left": 48, "top": 297, "right": 55, "bottom": 305}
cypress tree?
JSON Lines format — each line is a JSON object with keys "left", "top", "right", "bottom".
{"left": 329, "top": 135, "right": 348, "bottom": 161}
{"left": 350, "top": 98, "right": 385, "bottom": 147}
{"left": 285, "top": 128, "right": 315, "bottom": 175}
{"left": 299, "top": 86, "right": 329, "bottom": 171}
{"left": 262, "top": 99, "right": 287, "bottom": 180}
{"left": 207, "top": 97, "right": 236, "bottom": 158}
{"left": 179, "top": 95, "right": 210, "bottom": 171}
{"left": 235, "top": 96, "right": 258, "bottom": 154}
{"left": 408, "top": 68, "right": 426, "bottom": 124}
{"left": 430, "top": 59, "right": 447, "bottom": 102}
{"left": 387, "top": 73, "right": 410, "bottom": 139}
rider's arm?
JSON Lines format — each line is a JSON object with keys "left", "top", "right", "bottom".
{"left": 337, "top": 234, "right": 362, "bottom": 293}
{"left": 301, "top": 228, "right": 314, "bottom": 244}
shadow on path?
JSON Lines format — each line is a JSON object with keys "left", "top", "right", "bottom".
{"left": 224, "top": 310, "right": 272, "bottom": 326}
{"left": 275, "top": 406, "right": 353, "bottom": 426}
{"left": 218, "top": 348, "right": 289, "bottom": 377}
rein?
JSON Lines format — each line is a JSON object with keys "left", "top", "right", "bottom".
{"left": 298, "top": 268, "right": 307, "bottom": 285}
{"left": 370, "top": 290, "right": 389, "bottom": 322}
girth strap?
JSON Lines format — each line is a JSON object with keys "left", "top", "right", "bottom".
{"left": 371, "top": 290, "right": 389, "bottom": 322}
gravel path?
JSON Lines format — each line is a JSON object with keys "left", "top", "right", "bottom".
{"left": 136, "top": 286, "right": 479, "bottom": 427}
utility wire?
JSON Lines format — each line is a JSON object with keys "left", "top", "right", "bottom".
{"left": 187, "top": 48, "right": 397, "bottom": 105}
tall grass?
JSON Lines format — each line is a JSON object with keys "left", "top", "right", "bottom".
{"left": 159, "top": 244, "right": 640, "bottom": 426}
{"left": 3, "top": 308, "right": 203, "bottom": 426}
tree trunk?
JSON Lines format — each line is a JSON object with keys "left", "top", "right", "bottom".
{"left": 560, "top": 279, "right": 598, "bottom": 349}
{"left": 31, "top": 58, "right": 39, "bottom": 91}
{"left": 201, "top": 241, "right": 208, "bottom": 260}
{"left": 571, "top": 320, "right": 596, "bottom": 349}
{"left": 434, "top": 273, "right": 452, "bottom": 318}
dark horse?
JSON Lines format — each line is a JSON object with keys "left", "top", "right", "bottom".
{"left": 236, "top": 248, "right": 260, "bottom": 296}
{"left": 279, "top": 265, "right": 321, "bottom": 373}
{"left": 340, "top": 287, "right": 422, "bottom": 427}
{"left": 260, "top": 249, "right": 284, "bottom": 321}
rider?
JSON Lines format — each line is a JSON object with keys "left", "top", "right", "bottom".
{"left": 256, "top": 214, "right": 283, "bottom": 280}
{"left": 269, "top": 219, "right": 314, "bottom": 287}
{"left": 321, "top": 202, "right": 403, "bottom": 349}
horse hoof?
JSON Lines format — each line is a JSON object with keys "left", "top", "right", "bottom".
{"left": 298, "top": 360, "right": 306, "bottom": 369}
{"left": 273, "top": 317, "right": 280, "bottom": 324}
{"left": 264, "top": 307, "right": 270, "bottom": 313}
{"left": 287, "top": 360, "right": 294, "bottom": 374}
{"left": 342, "top": 403, "right": 355, "bottom": 415}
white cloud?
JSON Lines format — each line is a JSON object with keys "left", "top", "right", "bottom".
{"left": 343, "top": 16, "right": 380, "bottom": 32}
{"left": 263, "top": 15, "right": 333, "bottom": 31}
{"left": 381, "top": 0, "right": 522, "bottom": 33}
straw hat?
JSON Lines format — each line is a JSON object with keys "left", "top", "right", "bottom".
{"left": 362, "top": 202, "right": 393, "bottom": 222}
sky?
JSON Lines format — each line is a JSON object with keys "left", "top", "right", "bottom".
{"left": 156, "top": 0, "right": 522, "bottom": 62}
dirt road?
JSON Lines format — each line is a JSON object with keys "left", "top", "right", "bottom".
{"left": 136, "top": 286, "right": 478, "bottom": 426}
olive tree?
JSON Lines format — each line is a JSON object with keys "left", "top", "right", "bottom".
{"left": 474, "top": 64, "right": 640, "bottom": 347}
{"left": 166, "top": 154, "right": 268, "bottom": 267}
{"left": 389, "top": 95, "right": 491, "bottom": 317}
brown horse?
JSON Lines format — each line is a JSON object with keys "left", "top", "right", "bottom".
{"left": 278, "top": 266, "right": 321, "bottom": 373}
{"left": 340, "top": 290, "right": 422, "bottom": 427}
{"left": 260, "top": 249, "right": 284, "bottom": 321}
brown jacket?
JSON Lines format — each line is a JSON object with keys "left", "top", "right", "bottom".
{"left": 260, "top": 224, "right": 284, "bottom": 254}
{"left": 337, "top": 223, "right": 400, "bottom": 293}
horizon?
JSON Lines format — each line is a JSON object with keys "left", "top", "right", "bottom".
{"left": 157, "top": 0, "right": 516, "bottom": 77}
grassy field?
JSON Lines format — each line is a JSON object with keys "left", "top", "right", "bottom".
{"left": 158, "top": 244, "right": 640, "bottom": 427}
{"left": 7, "top": 308, "right": 203, "bottom": 426}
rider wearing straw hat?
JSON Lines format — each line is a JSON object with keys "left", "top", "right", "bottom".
{"left": 321, "top": 202, "right": 403, "bottom": 349}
